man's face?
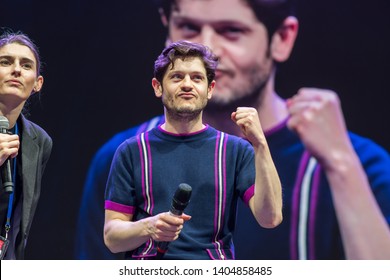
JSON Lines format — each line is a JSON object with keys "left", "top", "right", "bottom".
{"left": 157, "top": 57, "right": 214, "bottom": 119}
{"left": 168, "top": 0, "right": 274, "bottom": 106}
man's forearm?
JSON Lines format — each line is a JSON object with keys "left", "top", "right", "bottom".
{"left": 251, "top": 144, "right": 283, "bottom": 228}
{"left": 325, "top": 152, "right": 390, "bottom": 259}
{"left": 104, "top": 218, "right": 151, "bottom": 254}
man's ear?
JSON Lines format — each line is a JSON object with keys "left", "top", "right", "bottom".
{"left": 207, "top": 80, "right": 215, "bottom": 100}
{"left": 152, "top": 78, "right": 163, "bottom": 98}
{"left": 270, "top": 16, "right": 299, "bottom": 62}
{"left": 159, "top": 8, "right": 168, "bottom": 27}
{"left": 158, "top": 8, "right": 173, "bottom": 48}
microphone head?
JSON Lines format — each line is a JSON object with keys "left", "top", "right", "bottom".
{"left": 171, "top": 183, "right": 192, "bottom": 214}
{"left": 0, "top": 116, "right": 9, "bottom": 129}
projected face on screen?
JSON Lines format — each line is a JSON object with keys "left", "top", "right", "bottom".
{"left": 166, "top": 0, "right": 274, "bottom": 107}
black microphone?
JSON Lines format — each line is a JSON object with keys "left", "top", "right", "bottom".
{"left": 0, "top": 116, "right": 14, "bottom": 194}
{"left": 155, "top": 183, "right": 192, "bottom": 259}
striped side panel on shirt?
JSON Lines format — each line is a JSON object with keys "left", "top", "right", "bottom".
{"left": 290, "top": 151, "right": 322, "bottom": 259}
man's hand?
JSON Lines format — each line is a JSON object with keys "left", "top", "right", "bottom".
{"left": 286, "top": 88, "right": 354, "bottom": 169}
{"left": 231, "top": 107, "right": 265, "bottom": 147}
{"left": 147, "top": 212, "right": 191, "bottom": 242}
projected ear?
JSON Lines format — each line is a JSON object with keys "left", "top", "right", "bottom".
{"left": 270, "top": 16, "right": 299, "bottom": 62}
{"left": 159, "top": 8, "right": 168, "bottom": 27}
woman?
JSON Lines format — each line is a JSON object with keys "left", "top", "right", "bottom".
{"left": 0, "top": 31, "right": 52, "bottom": 259}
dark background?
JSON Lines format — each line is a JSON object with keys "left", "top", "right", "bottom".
{"left": 1, "top": 0, "right": 389, "bottom": 259}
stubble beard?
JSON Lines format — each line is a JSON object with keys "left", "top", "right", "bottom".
{"left": 205, "top": 66, "right": 270, "bottom": 115}
{"left": 163, "top": 98, "right": 207, "bottom": 123}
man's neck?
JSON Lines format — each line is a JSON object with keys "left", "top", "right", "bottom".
{"left": 162, "top": 112, "right": 205, "bottom": 134}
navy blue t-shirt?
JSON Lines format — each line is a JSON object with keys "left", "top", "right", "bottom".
{"left": 105, "top": 125, "right": 256, "bottom": 260}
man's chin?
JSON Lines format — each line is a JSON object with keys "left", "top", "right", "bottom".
{"left": 168, "top": 107, "right": 204, "bottom": 119}
{"left": 204, "top": 102, "right": 236, "bottom": 116}
{"left": 207, "top": 96, "right": 236, "bottom": 108}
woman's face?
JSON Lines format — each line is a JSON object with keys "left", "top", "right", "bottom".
{"left": 0, "top": 43, "right": 43, "bottom": 104}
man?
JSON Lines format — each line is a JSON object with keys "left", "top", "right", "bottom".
{"left": 103, "top": 40, "right": 282, "bottom": 259}
{"left": 75, "top": 0, "right": 390, "bottom": 259}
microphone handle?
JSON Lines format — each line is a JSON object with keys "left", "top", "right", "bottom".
{"left": 1, "top": 159, "right": 14, "bottom": 193}
{"left": 1, "top": 127, "right": 14, "bottom": 194}
{"left": 155, "top": 209, "right": 183, "bottom": 259}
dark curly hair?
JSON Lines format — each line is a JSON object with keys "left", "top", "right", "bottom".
{"left": 154, "top": 40, "right": 218, "bottom": 86}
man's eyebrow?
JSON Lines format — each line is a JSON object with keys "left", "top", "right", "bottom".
{"left": 168, "top": 70, "right": 206, "bottom": 75}
{"left": 171, "top": 15, "right": 249, "bottom": 28}
{"left": 171, "top": 17, "right": 254, "bottom": 36}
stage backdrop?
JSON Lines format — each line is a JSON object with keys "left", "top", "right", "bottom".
{"left": 1, "top": 0, "right": 389, "bottom": 259}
